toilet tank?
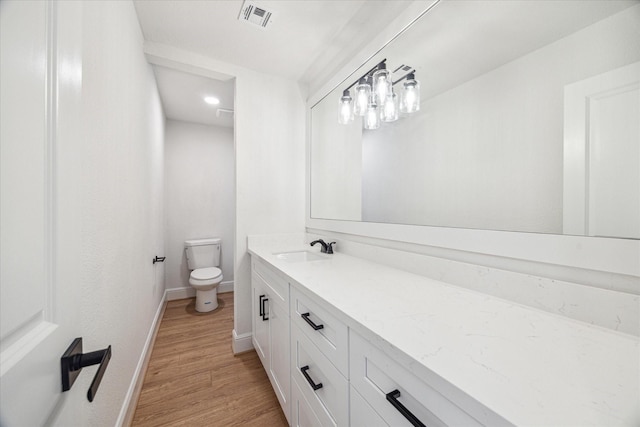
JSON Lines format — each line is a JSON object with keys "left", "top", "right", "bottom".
{"left": 184, "top": 238, "right": 221, "bottom": 270}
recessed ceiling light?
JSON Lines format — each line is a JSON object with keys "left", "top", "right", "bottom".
{"left": 204, "top": 96, "right": 220, "bottom": 105}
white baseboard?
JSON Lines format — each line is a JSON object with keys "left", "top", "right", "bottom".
{"left": 219, "top": 280, "right": 234, "bottom": 293}
{"left": 166, "top": 281, "right": 234, "bottom": 301}
{"left": 165, "top": 286, "right": 195, "bottom": 301}
{"left": 116, "top": 293, "right": 167, "bottom": 427}
{"left": 232, "top": 329, "right": 254, "bottom": 354}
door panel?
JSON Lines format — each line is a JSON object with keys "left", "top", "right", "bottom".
{"left": 0, "top": 2, "right": 78, "bottom": 425}
{"left": 563, "top": 62, "right": 640, "bottom": 238}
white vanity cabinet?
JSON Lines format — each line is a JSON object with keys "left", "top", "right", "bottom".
{"left": 251, "top": 258, "right": 291, "bottom": 423}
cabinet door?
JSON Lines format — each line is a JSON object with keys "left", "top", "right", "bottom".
{"left": 252, "top": 273, "right": 269, "bottom": 364}
{"left": 270, "top": 300, "right": 290, "bottom": 422}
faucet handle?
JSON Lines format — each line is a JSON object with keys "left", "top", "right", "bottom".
{"left": 327, "top": 242, "right": 336, "bottom": 254}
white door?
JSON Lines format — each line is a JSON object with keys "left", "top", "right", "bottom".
{"left": 1, "top": 1, "right": 82, "bottom": 425}
{"left": 563, "top": 62, "right": 640, "bottom": 238}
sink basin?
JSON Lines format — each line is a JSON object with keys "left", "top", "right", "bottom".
{"left": 274, "top": 251, "right": 328, "bottom": 263}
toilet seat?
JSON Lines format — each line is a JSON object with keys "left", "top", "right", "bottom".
{"left": 190, "top": 267, "right": 223, "bottom": 285}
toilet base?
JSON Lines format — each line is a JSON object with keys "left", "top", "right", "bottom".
{"left": 195, "top": 287, "right": 218, "bottom": 312}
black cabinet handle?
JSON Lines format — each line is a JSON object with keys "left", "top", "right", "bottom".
{"left": 61, "top": 337, "right": 112, "bottom": 402}
{"left": 301, "top": 312, "right": 324, "bottom": 330}
{"left": 300, "top": 365, "right": 323, "bottom": 391}
{"left": 260, "top": 295, "right": 269, "bottom": 321}
{"left": 259, "top": 294, "right": 265, "bottom": 317}
{"left": 386, "top": 389, "right": 426, "bottom": 427}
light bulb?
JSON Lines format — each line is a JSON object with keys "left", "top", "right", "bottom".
{"left": 372, "top": 64, "right": 392, "bottom": 104}
{"left": 381, "top": 92, "right": 399, "bottom": 122}
{"left": 400, "top": 73, "right": 420, "bottom": 114}
{"left": 364, "top": 99, "right": 380, "bottom": 130}
{"left": 353, "top": 79, "right": 371, "bottom": 117}
{"left": 338, "top": 90, "right": 354, "bottom": 124}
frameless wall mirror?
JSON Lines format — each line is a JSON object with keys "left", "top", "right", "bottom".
{"left": 310, "top": 0, "right": 640, "bottom": 239}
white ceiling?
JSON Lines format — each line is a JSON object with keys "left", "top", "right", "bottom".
{"left": 152, "top": 65, "right": 235, "bottom": 127}
{"left": 133, "top": 0, "right": 412, "bottom": 127}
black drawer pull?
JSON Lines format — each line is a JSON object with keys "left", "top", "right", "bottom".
{"left": 300, "top": 365, "right": 323, "bottom": 391}
{"left": 386, "top": 389, "right": 426, "bottom": 427}
{"left": 301, "top": 312, "right": 324, "bottom": 330}
{"left": 259, "top": 295, "right": 269, "bottom": 321}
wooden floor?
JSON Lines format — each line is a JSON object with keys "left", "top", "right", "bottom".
{"left": 131, "top": 293, "right": 288, "bottom": 427}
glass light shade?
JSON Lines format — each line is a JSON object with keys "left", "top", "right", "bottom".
{"left": 381, "top": 92, "right": 399, "bottom": 122}
{"left": 363, "top": 100, "right": 380, "bottom": 130}
{"left": 400, "top": 74, "right": 420, "bottom": 114}
{"left": 372, "top": 66, "right": 392, "bottom": 104}
{"left": 338, "top": 90, "right": 354, "bottom": 124}
{"left": 353, "top": 80, "right": 371, "bottom": 116}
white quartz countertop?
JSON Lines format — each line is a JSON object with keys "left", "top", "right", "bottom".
{"left": 248, "top": 240, "right": 640, "bottom": 426}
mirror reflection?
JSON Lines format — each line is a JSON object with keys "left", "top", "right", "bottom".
{"left": 310, "top": 0, "right": 640, "bottom": 239}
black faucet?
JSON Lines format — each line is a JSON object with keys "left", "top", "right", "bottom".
{"left": 310, "top": 239, "right": 336, "bottom": 254}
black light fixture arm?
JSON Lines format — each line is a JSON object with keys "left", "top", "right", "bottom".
{"left": 392, "top": 69, "right": 416, "bottom": 86}
{"left": 343, "top": 58, "right": 387, "bottom": 93}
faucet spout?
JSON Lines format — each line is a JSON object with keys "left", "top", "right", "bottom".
{"left": 310, "top": 239, "right": 328, "bottom": 253}
{"left": 310, "top": 239, "right": 336, "bottom": 254}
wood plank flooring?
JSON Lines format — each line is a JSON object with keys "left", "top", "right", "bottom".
{"left": 131, "top": 293, "right": 288, "bottom": 427}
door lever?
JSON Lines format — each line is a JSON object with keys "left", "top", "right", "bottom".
{"left": 61, "top": 337, "right": 112, "bottom": 402}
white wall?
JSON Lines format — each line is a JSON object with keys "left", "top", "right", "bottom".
{"left": 361, "top": 5, "right": 640, "bottom": 233}
{"left": 164, "top": 120, "right": 235, "bottom": 292}
{"left": 51, "top": 1, "right": 165, "bottom": 425}
{"left": 234, "top": 73, "right": 307, "bottom": 343}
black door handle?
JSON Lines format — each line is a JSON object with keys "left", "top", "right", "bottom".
{"left": 300, "top": 365, "right": 323, "bottom": 391}
{"left": 386, "top": 389, "right": 426, "bottom": 427}
{"left": 301, "top": 312, "right": 324, "bottom": 330}
{"left": 61, "top": 337, "right": 112, "bottom": 402}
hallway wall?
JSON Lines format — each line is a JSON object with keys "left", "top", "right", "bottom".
{"left": 52, "top": 1, "right": 165, "bottom": 425}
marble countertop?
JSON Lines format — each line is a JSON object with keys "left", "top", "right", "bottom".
{"left": 248, "top": 238, "right": 639, "bottom": 426}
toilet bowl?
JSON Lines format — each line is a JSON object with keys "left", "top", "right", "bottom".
{"left": 184, "top": 238, "right": 223, "bottom": 313}
{"left": 189, "top": 267, "right": 223, "bottom": 312}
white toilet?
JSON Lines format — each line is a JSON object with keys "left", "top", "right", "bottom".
{"left": 185, "top": 238, "right": 223, "bottom": 312}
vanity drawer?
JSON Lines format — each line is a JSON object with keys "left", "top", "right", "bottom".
{"left": 252, "top": 258, "right": 289, "bottom": 309}
{"left": 350, "top": 331, "right": 482, "bottom": 427}
{"left": 291, "top": 286, "right": 349, "bottom": 376}
{"left": 291, "top": 323, "right": 348, "bottom": 427}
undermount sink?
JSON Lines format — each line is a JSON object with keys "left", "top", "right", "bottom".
{"left": 274, "top": 251, "right": 328, "bottom": 263}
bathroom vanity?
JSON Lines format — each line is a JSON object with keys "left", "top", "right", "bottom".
{"left": 248, "top": 236, "right": 639, "bottom": 426}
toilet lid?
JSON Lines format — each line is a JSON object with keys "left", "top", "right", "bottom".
{"left": 191, "top": 267, "right": 222, "bottom": 281}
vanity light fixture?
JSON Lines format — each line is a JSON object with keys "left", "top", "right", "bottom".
{"left": 381, "top": 91, "right": 399, "bottom": 122}
{"left": 338, "top": 89, "right": 354, "bottom": 124}
{"left": 204, "top": 96, "right": 220, "bottom": 105}
{"left": 372, "top": 62, "right": 392, "bottom": 105}
{"left": 399, "top": 72, "right": 420, "bottom": 113}
{"left": 353, "top": 78, "right": 371, "bottom": 117}
{"left": 364, "top": 96, "right": 380, "bottom": 130}
{"left": 338, "top": 59, "right": 418, "bottom": 129}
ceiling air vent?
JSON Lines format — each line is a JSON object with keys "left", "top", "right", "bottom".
{"left": 238, "top": 1, "right": 274, "bottom": 29}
